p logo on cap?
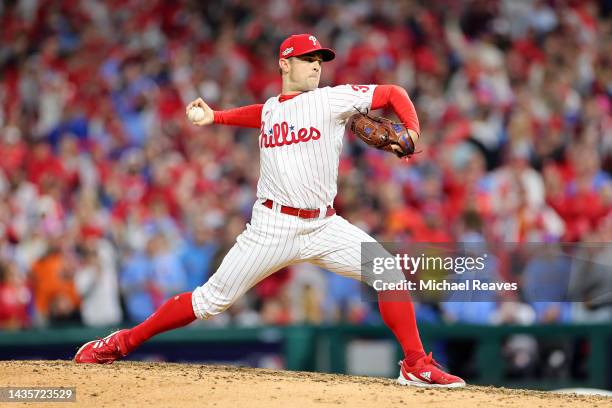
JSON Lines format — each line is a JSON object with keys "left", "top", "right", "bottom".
{"left": 278, "top": 34, "right": 335, "bottom": 61}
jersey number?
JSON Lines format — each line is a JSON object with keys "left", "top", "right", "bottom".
{"left": 351, "top": 85, "right": 370, "bottom": 93}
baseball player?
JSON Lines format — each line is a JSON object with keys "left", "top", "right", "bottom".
{"left": 75, "top": 34, "right": 465, "bottom": 388}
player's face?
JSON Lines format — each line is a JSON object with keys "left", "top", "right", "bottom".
{"left": 286, "top": 53, "right": 323, "bottom": 91}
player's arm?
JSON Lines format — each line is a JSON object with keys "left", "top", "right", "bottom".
{"left": 186, "top": 97, "right": 263, "bottom": 129}
{"left": 371, "top": 85, "right": 420, "bottom": 143}
{"left": 330, "top": 84, "right": 419, "bottom": 135}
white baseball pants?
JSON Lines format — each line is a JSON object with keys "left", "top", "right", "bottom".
{"left": 191, "top": 199, "right": 391, "bottom": 319}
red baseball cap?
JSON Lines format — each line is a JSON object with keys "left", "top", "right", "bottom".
{"left": 278, "top": 34, "right": 335, "bottom": 61}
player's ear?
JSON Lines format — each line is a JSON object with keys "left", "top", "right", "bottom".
{"left": 279, "top": 58, "right": 290, "bottom": 75}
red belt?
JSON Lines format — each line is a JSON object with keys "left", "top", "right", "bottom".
{"left": 263, "top": 199, "right": 335, "bottom": 219}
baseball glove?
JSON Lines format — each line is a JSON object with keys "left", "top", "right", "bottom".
{"left": 347, "top": 111, "right": 418, "bottom": 158}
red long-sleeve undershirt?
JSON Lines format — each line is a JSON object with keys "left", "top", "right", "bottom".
{"left": 213, "top": 104, "right": 263, "bottom": 129}
{"left": 212, "top": 84, "right": 419, "bottom": 134}
{"left": 371, "top": 84, "right": 420, "bottom": 135}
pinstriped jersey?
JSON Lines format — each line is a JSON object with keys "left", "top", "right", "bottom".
{"left": 257, "top": 84, "right": 377, "bottom": 209}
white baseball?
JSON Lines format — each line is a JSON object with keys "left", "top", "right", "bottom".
{"left": 188, "top": 106, "right": 206, "bottom": 123}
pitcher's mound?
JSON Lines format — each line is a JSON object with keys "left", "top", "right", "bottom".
{"left": 1, "top": 360, "right": 609, "bottom": 407}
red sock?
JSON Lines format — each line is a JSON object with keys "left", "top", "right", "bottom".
{"left": 378, "top": 291, "right": 426, "bottom": 366}
{"left": 127, "top": 292, "right": 196, "bottom": 350}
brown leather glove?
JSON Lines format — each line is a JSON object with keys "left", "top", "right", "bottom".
{"left": 347, "top": 112, "right": 418, "bottom": 158}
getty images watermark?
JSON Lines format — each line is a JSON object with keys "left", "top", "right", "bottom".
{"left": 370, "top": 253, "right": 518, "bottom": 292}
{"left": 358, "top": 242, "right": 612, "bottom": 303}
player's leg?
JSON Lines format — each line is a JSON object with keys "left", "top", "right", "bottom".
{"left": 304, "top": 215, "right": 465, "bottom": 387}
{"left": 73, "top": 291, "right": 196, "bottom": 364}
{"left": 75, "top": 202, "right": 302, "bottom": 364}
{"left": 189, "top": 214, "right": 300, "bottom": 321}
{"left": 302, "top": 215, "right": 426, "bottom": 362}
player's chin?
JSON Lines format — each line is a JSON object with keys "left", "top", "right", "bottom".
{"left": 304, "top": 78, "right": 320, "bottom": 91}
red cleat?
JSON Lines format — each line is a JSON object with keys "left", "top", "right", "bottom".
{"left": 398, "top": 352, "right": 466, "bottom": 388}
{"left": 74, "top": 330, "right": 131, "bottom": 364}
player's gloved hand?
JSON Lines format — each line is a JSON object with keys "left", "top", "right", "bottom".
{"left": 186, "top": 97, "right": 214, "bottom": 126}
{"left": 347, "top": 111, "right": 419, "bottom": 159}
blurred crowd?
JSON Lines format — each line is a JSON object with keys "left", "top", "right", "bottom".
{"left": 0, "top": 0, "right": 610, "bottom": 331}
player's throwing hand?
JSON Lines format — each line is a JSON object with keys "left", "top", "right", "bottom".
{"left": 186, "top": 97, "right": 214, "bottom": 126}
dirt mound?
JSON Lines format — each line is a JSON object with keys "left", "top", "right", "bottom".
{"left": 1, "top": 360, "right": 609, "bottom": 407}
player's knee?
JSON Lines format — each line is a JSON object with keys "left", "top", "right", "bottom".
{"left": 362, "top": 270, "right": 403, "bottom": 288}
{"left": 191, "top": 285, "right": 235, "bottom": 320}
